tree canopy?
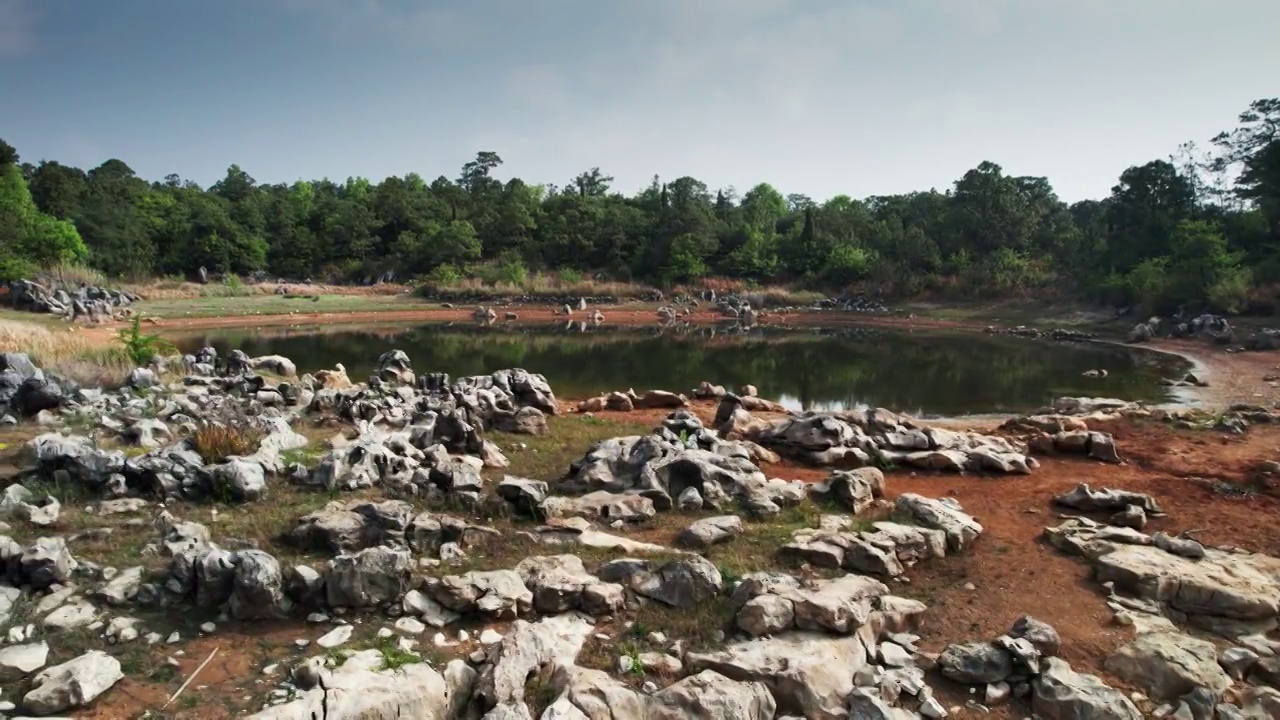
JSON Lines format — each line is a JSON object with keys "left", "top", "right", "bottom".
{"left": 2, "top": 97, "right": 1277, "bottom": 314}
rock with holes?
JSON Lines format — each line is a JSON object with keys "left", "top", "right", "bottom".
{"left": 808, "top": 468, "right": 885, "bottom": 514}
{"left": 230, "top": 550, "right": 292, "bottom": 620}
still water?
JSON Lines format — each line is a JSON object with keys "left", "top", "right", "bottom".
{"left": 172, "top": 323, "right": 1189, "bottom": 417}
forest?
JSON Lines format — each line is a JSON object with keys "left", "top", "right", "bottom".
{"left": 1, "top": 98, "right": 1277, "bottom": 314}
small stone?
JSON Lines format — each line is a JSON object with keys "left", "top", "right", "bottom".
{"left": 316, "top": 625, "right": 352, "bottom": 649}
{"left": 306, "top": 612, "right": 330, "bottom": 624}
{"left": 617, "top": 654, "right": 635, "bottom": 674}
{"left": 200, "top": 622, "right": 216, "bottom": 634}
{"left": 294, "top": 639, "right": 310, "bottom": 649}
{"left": 376, "top": 628, "right": 393, "bottom": 639}
{"left": 479, "top": 629, "right": 502, "bottom": 645}
{"left": 457, "top": 629, "right": 470, "bottom": 642}
{"left": 985, "top": 681, "right": 1011, "bottom": 705}
{"left": 962, "top": 582, "right": 977, "bottom": 591}
{"left": 262, "top": 663, "right": 279, "bottom": 675}
{"left": 394, "top": 617, "right": 425, "bottom": 635}
{"left": 166, "top": 632, "right": 181, "bottom": 644}
{"left": 647, "top": 631, "right": 667, "bottom": 644}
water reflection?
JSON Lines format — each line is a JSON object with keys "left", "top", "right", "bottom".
{"left": 171, "top": 322, "right": 1188, "bottom": 417}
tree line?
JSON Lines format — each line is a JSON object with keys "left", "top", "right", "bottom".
{"left": 1, "top": 97, "right": 1277, "bottom": 314}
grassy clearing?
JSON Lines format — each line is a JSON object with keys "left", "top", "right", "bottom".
{"left": 124, "top": 279, "right": 409, "bottom": 301}
{"left": 133, "top": 293, "right": 429, "bottom": 320}
{"left": 487, "top": 414, "right": 654, "bottom": 483}
{"left": 0, "top": 316, "right": 134, "bottom": 386}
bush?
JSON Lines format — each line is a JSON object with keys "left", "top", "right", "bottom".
{"left": 425, "top": 263, "right": 464, "bottom": 285}
{"left": 117, "top": 316, "right": 175, "bottom": 365}
{"left": 191, "top": 424, "right": 262, "bottom": 464}
{"left": 555, "top": 268, "right": 583, "bottom": 285}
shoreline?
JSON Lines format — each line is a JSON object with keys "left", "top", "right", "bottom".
{"left": 41, "top": 303, "right": 1280, "bottom": 413}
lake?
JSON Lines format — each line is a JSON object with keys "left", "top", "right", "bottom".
{"left": 171, "top": 322, "right": 1191, "bottom": 417}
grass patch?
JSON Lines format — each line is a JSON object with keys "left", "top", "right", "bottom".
{"left": 375, "top": 639, "right": 421, "bottom": 671}
{"left": 132, "top": 293, "right": 422, "bottom": 320}
{"left": 487, "top": 414, "right": 653, "bottom": 483}
{"left": 191, "top": 425, "right": 263, "bottom": 464}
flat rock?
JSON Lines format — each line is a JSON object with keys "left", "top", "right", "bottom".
{"left": 1033, "top": 657, "right": 1142, "bottom": 720}
{"left": 677, "top": 515, "right": 744, "bottom": 548}
{"left": 650, "top": 669, "right": 778, "bottom": 719}
{"left": 0, "top": 641, "right": 49, "bottom": 682}
{"left": 1105, "top": 631, "right": 1232, "bottom": 702}
{"left": 22, "top": 650, "right": 123, "bottom": 715}
{"left": 687, "top": 632, "right": 868, "bottom": 720}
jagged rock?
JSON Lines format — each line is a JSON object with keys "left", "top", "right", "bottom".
{"left": 1033, "top": 657, "right": 1142, "bottom": 720}
{"left": 609, "top": 555, "right": 724, "bottom": 609}
{"left": 127, "top": 367, "right": 160, "bottom": 389}
{"left": 472, "top": 614, "right": 593, "bottom": 716}
{"left": 737, "top": 594, "right": 797, "bottom": 637}
{"left": 207, "top": 459, "right": 267, "bottom": 502}
{"left": 649, "top": 669, "right": 778, "bottom": 719}
{"left": 678, "top": 515, "right": 744, "bottom": 548}
{"left": 290, "top": 500, "right": 415, "bottom": 553}
{"left": 894, "top": 494, "right": 982, "bottom": 552}
{"left": 1105, "top": 630, "right": 1232, "bottom": 702}
{"left": 939, "top": 641, "right": 1013, "bottom": 684}
{"left": 230, "top": 550, "right": 292, "bottom": 620}
{"left": 21, "top": 650, "right": 123, "bottom": 715}
{"left": 1218, "top": 647, "right": 1259, "bottom": 681}
{"left": 493, "top": 406, "right": 548, "bottom": 435}
{"left": 0, "top": 485, "right": 60, "bottom": 527}
{"left": 688, "top": 633, "right": 868, "bottom": 719}
{"left": 808, "top": 468, "right": 884, "bottom": 514}
{"left": 20, "top": 537, "right": 76, "bottom": 590}
{"left": 428, "top": 570, "right": 532, "bottom": 619}
{"left": 403, "top": 589, "right": 461, "bottom": 628}
{"left": 1111, "top": 505, "right": 1147, "bottom": 530}
{"left": 547, "top": 667, "right": 646, "bottom": 719}
{"left": 96, "top": 565, "right": 143, "bottom": 607}
{"left": 514, "top": 555, "right": 622, "bottom": 615}
{"left": 495, "top": 476, "right": 547, "bottom": 517}
{"left": 324, "top": 547, "right": 412, "bottom": 608}
{"left": 0, "top": 640, "right": 48, "bottom": 682}
{"left": 1010, "top": 616, "right": 1060, "bottom": 657}
{"left": 250, "top": 355, "right": 298, "bottom": 377}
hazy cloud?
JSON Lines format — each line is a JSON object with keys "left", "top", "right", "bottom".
{"left": 0, "top": 0, "right": 38, "bottom": 58}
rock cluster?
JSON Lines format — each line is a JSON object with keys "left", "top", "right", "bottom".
{"left": 7, "top": 278, "right": 137, "bottom": 321}
{"left": 781, "top": 494, "right": 982, "bottom": 577}
{"left": 556, "top": 410, "right": 803, "bottom": 518}
{"left": 748, "top": 407, "right": 1037, "bottom": 474}
{"left": 0, "top": 352, "right": 75, "bottom": 420}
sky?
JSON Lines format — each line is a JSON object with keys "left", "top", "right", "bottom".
{"left": 1, "top": 0, "right": 1277, "bottom": 203}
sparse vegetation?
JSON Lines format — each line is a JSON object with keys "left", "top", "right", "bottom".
{"left": 117, "top": 315, "right": 174, "bottom": 365}
{"left": 191, "top": 424, "right": 262, "bottom": 464}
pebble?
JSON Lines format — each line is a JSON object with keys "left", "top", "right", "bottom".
{"left": 479, "top": 629, "right": 502, "bottom": 645}
{"left": 0, "top": 701, "right": 14, "bottom": 712}
{"left": 394, "top": 617, "right": 426, "bottom": 635}
{"left": 200, "top": 622, "right": 217, "bottom": 634}
{"left": 306, "top": 613, "right": 330, "bottom": 624}
{"left": 145, "top": 632, "right": 162, "bottom": 644}
{"left": 294, "top": 639, "right": 310, "bottom": 649}
{"left": 433, "top": 632, "right": 454, "bottom": 648}
{"left": 457, "top": 629, "right": 470, "bottom": 642}
{"left": 262, "top": 663, "right": 280, "bottom": 675}
{"left": 646, "top": 631, "right": 667, "bottom": 644}
{"left": 166, "top": 632, "right": 181, "bottom": 644}
{"left": 642, "top": 681, "right": 658, "bottom": 693}
{"left": 376, "top": 628, "right": 394, "bottom": 639}
{"left": 962, "top": 582, "right": 977, "bottom": 591}
{"left": 469, "top": 650, "right": 487, "bottom": 664}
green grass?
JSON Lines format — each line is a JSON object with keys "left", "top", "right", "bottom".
{"left": 487, "top": 414, "right": 653, "bottom": 483}
{"left": 134, "top": 293, "right": 431, "bottom": 320}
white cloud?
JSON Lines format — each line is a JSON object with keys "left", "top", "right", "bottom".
{"left": 0, "top": 0, "right": 38, "bottom": 59}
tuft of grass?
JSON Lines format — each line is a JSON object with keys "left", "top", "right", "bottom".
{"left": 325, "top": 648, "right": 351, "bottom": 667}
{"left": 376, "top": 640, "right": 421, "bottom": 671}
{"left": 191, "top": 425, "right": 262, "bottom": 464}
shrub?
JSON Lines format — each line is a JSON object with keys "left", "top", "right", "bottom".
{"left": 425, "top": 263, "right": 464, "bottom": 285}
{"left": 555, "top": 268, "right": 583, "bottom": 285}
{"left": 117, "top": 316, "right": 174, "bottom": 365}
{"left": 191, "top": 424, "right": 262, "bottom": 464}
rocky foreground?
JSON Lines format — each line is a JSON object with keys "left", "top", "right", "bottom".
{"left": 0, "top": 349, "right": 1277, "bottom": 718}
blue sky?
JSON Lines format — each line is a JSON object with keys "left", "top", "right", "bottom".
{"left": 2, "top": 0, "right": 1277, "bottom": 202}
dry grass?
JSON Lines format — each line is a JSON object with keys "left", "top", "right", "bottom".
{"left": 0, "top": 317, "right": 134, "bottom": 386}
{"left": 419, "top": 273, "right": 652, "bottom": 300}
{"left": 125, "top": 279, "right": 410, "bottom": 301}
{"left": 191, "top": 425, "right": 263, "bottom": 464}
